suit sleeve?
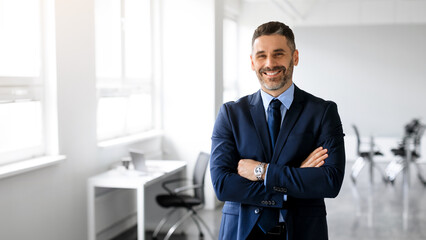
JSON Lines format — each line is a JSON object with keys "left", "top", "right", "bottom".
{"left": 265, "top": 101, "right": 345, "bottom": 199}
{"left": 210, "top": 104, "right": 284, "bottom": 208}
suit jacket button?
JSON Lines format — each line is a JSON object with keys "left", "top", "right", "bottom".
{"left": 261, "top": 200, "right": 267, "bottom": 205}
{"left": 271, "top": 201, "right": 276, "bottom": 205}
{"left": 283, "top": 188, "right": 287, "bottom": 193}
{"left": 255, "top": 208, "right": 260, "bottom": 214}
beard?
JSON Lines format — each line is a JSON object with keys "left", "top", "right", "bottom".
{"left": 257, "top": 59, "right": 294, "bottom": 91}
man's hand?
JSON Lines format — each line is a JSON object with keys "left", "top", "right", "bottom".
{"left": 301, "top": 147, "right": 328, "bottom": 168}
{"left": 238, "top": 159, "right": 264, "bottom": 181}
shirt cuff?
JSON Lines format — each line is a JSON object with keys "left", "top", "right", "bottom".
{"left": 263, "top": 164, "right": 269, "bottom": 186}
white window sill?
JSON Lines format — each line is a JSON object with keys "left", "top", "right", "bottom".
{"left": 0, "top": 155, "right": 66, "bottom": 180}
{"left": 97, "top": 129, "right": 163, "bottom": 148}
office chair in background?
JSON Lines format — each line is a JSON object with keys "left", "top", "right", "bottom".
{"left": 152, "top": 152, "right": 215, "bottom": 240}
{"left": 385, "top": 119, "right": 426, "bottom": 186}
{"left": 350, "top": 124, "right": 385, "bottom": 184}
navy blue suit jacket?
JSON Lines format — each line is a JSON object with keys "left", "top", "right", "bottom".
{"left": 210, "top": 85, "right": 345, "bottom": 240}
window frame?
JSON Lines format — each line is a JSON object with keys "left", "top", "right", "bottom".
{"left": 0, "top": 0, "right": 63, "bottom": 177}
{"left": 95, "top": 0, "right": 159, "bottom": 144}
{"left": 222, "top": 15, "right": 240, "bottom": 103}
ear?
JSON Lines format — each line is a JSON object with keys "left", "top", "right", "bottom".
{"left": 250, "top": 55, "right": 255, "bottom": 70}
{"left": 293, "top": 49, "right": 299, "bottom": 66}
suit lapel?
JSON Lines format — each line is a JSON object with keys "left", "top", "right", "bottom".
{"left": 272, "top": 86, "right": 305, "bottom": 163}
{"left": 249, "top": 91, "right": 273, "bottom": 161}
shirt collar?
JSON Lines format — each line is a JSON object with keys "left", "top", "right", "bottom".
{"left": 260, "top": 83, "right": 295, "bottom": 110}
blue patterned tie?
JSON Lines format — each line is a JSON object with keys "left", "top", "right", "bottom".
{"left": 257, "top": 99, "right": 282, "bottom": 233}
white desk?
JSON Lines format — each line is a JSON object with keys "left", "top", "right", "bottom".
{"left": 87, "top": 160, "right": 187, "bottom": 240}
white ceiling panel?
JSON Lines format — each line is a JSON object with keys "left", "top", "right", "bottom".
{"left": 242, "top": 0, "right": 426, "bottom": 26}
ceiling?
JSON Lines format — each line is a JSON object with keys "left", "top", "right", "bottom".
{"left": 242, "top": 0, "right": 426, "bottom": 26}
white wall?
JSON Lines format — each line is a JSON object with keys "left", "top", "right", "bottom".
{"left": 161, "top": 0, "right": 215, "bottom": 162}
{"left": 293, "top": 24, "right": 426, "bottom": 138}
{"left": 161, "top": 0, "right": 219, "bottom": 209}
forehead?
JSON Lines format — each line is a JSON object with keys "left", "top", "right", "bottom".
{"left": 252, "top": 34, "right": 290, "bottom": 53}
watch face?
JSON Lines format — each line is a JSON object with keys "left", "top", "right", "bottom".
{"left": 255, "top": 166, "right": 262, "bottom": 175}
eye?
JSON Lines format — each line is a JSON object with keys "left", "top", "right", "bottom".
{"left": 274, "top": 52, "right": 284, "bottom": 57}
{"left": 256, "top": 54, "right": 266, "bottom": 59}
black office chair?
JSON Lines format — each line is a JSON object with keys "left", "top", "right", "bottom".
{"left": 350, "top": 124, "right": 385, "bottom": 184}
{"left": 385, "top": 119, "right": 426, "bottom": 186}
{"left": 152, "top": 152, "right": 215, "bottom": 240}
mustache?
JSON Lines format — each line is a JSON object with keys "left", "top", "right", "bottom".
{"left": 259, "top": 66, "right": 286, "bottom": 74}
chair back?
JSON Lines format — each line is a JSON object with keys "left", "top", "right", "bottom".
{"left": 192, "top": 152, "right": 210, "bottom": 204}
{"left": 352, "top": 124, "right": 361, "bottom": 156}
{"left": 413, "top": 124, "right": 425, "bottom": 157}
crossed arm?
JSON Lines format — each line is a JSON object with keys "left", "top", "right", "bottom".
{"left": 238, "top": 147, "right": 328, "bottom": 182}
{"left": 211, "top": 101, "right": 345, "bottom": 204}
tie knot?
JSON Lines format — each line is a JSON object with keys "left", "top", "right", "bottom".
{"left": 270, "top": 99, "right": 282, "bottom": 110}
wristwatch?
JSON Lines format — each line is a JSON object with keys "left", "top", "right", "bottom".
{"left": 254, "top": 162, "right": 266, "bottom": 181}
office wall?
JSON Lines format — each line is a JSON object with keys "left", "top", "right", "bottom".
{"left": 293, "top": 24, "right": 426, "bottom": 138}
{"left": 161, "top": 0, "right": 214, "bottom": 171}
{"left": 161, "top": 0, "right": 218, "bottom": 209}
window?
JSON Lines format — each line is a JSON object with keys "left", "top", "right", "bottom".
{"left": 223, "top": 17, "right": 239, "bottom": 102}
{"left": 0, "top": 0, "right": 55, "bottom": 165}
{"left": 95, "top": 0, "right": 154, "bottom": 141}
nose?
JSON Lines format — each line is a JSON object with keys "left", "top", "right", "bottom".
{"left": 264, "top": 55, "right": 276, "bottom": 68}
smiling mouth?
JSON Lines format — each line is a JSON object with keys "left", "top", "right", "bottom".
{"left": 260, "top": 66, "right": 286, "bottom": 77}
{"left": 264, "top": 70, "right": 281, "bottom": 76}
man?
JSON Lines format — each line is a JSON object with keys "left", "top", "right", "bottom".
{"left": 210, "top": 21, "right": 345, "bottom": 239}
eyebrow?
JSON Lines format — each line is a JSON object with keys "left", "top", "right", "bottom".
{"left": 255, "top": 48, "right": 286, "bottom": 56}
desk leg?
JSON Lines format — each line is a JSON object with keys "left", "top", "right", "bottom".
{"left": 88, "top": 183, "right": 95, "bottom": 240}
{"left": 137, "top": 186, "right": 145, "bottom": 240}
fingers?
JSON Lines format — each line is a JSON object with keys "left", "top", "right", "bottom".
{"left": 311, "top": 146, "right": 324, "bottom": 155}
{"left": 315, "top": 160, "right": 325, "bottom": 167}
{"left": 301, "top": 147, "right": 328, "bottom": 168}
{"left": 302, "top": 147, "right": 323, "bottom": 167}
{"left": 313, "top": 152, "right": 328, "bottom": 167}
{"left": 306, "top": 146, "right": 323, "bottom": 159}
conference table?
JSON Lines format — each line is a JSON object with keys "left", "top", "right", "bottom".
{"left": 87, "top": 160, "right": 187, "bottom": 240}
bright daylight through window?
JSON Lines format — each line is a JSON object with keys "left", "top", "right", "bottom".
{"left": 0, "top": 0, "right": 45, "bottom": 165}
{"left": 223, "top": 17, "right": 239, "bottom": 102}
{"left": 95, "top": 0, "right": 154, "bottom": 142}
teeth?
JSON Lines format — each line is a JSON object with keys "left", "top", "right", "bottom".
{"left": 265, "top": 71, "right": 279, "bottom": 76}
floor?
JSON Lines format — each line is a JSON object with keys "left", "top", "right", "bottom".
{"left": 113, "top": 161, "right": 426, "bottom": 240}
